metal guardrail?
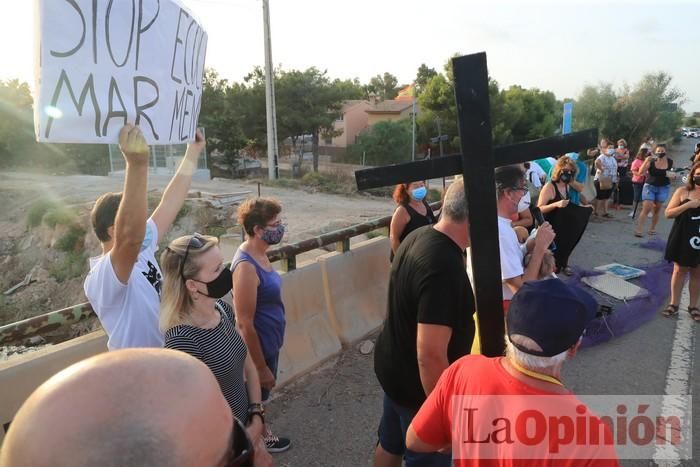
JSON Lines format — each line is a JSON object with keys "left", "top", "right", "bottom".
{"left": 0, "top": 202, "right": 441, "bottom": 347}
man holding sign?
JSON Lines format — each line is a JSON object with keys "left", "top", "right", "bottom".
{"left": 84, "top": 124, "right": 205, "bottom": 350}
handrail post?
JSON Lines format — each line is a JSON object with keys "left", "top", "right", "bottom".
{"left": 336, "top": 238, "right": 350, "bottom": 253}
{"left": 281, "top": 256, "right": 297, "bottom": 272}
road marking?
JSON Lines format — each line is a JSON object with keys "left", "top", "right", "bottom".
{"left": 654, "top": 286, "right": 694, "bottom": 465}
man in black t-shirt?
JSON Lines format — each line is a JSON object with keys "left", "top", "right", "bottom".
{"left": 373, "top": 178, "right": 475, "bottom": 467}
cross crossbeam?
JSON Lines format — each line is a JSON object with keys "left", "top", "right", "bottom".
{"left": 355, "top": 129, "right": 597, "bottom": 190}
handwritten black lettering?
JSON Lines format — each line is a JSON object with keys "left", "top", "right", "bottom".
{"left": 91, "top": 0, "right": 98, "bottom": 63}
{"left": 50, "top": 0, "right": 85, "bottom": 58}
{"left": 179, "top": 88, "right": 193, "bottom": 141}
{"left": 45, "top": 70, "right": 100, "bottom": 138}
{"left": 102, "top": 77, "right": 128, "bottom": 136}
{"left": 194, "top": 33, "right": 207, "bottom": 91}
{"left": 134, "top": 76, "right": 159, "bottom": 140}
{"left": 182, "top": 16, "right": 197, "bottom": 86}
{"left": 169, "top": 87, "right": 186, "bottom": 140}
{"left": 135, "top": 0, "right": 160, "bottom": 70}
{"left": 170, "top": 8, "right": 189, "bottom": 84}
{"left": 105, "top": 0, "right": 136, "bottom": 67}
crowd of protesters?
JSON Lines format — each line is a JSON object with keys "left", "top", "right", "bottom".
{"left": 6, "top": 123, "right": 698, "bottom": 466}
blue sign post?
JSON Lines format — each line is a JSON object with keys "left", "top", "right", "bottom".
{"left": 563, "top": 102, "right": 573, "bottom": 135}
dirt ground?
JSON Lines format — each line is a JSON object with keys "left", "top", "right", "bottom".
{"left": 0, "top": 170, "right": 395, "bottom": 327}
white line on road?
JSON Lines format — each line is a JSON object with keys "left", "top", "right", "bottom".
{"left": 654, "top": 286, "right": 694, "bottom": 466}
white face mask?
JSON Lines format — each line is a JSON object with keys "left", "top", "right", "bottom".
{"left": 517, "top": 191, "right": 531, "bottom": 213}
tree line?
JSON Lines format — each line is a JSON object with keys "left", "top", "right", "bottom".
{"left": 0, "top": 58, "right": 686, "bottom": 175}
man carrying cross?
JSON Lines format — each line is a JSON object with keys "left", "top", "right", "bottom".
{"left": 373, "top": 178, "right": 475, "bottom": 467}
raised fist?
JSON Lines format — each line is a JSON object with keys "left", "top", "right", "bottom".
{"left": 118, "top": 124, "right": 149, "bottom": 166}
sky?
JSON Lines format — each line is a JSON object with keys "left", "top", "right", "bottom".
{"left": 1, "top": 0, "right": 698, "bottom": 113}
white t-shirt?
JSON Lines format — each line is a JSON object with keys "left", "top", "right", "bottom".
{"left": 595, "top": 155, "right": 618, "bottom": 182}
{"left": 498, "top": 216, "right": 524, "bottom": 300}
{"left": 84, "top": 219, "right": 164, "bottom": 350}
{"left": 526, "top": 163, "right": 545, "bottom": 188}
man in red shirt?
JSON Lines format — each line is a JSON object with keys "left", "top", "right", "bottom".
{"left": 407, "top": 279, "right": 619, "bottom": 466}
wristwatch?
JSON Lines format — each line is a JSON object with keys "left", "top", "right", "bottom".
{"left": 247, "top": 402, "right": 265, "bottom": 425}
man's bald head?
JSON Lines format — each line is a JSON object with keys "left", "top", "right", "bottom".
{"left": 0, "top": 349, "right": 233, "bottom": 467}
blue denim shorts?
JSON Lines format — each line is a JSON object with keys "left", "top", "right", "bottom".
{"left": 641, "top": 184, "right": 670, "bottom": 203}
{"left": 377, "top": 394, "right": 451, "bottom": 467}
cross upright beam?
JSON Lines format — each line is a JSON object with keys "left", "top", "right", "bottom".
{"left": 451, "top": 53, "right": 504, "bottom": 357}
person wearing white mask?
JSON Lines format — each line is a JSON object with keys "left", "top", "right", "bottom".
{"left": 495, "top": 165, "right": 556, "bottom": 312}
{"left": 389, "top": 181, "right": 437, "bottom": 258}
{"left": 593, "top": 142, "right": 619, "bottom": 218}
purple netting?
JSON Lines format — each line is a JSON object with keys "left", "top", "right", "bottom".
{"left": 562, "top": 260, "right": 673, "bottom": 348}
{"left": 639, "top": 237, "right": 667, "bottom": 252}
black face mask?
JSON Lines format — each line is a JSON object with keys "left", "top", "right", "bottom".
{"left": 560, "top": 172, "right": 573, "bottom": 183}
{"left": 193, "top": 266, "right": 232, "bottom": 298}
{"left": 694, "top": 176, "right": 700, "bottom": 186}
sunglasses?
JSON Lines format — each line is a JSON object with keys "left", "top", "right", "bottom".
{"left": 227, "top": 417, "right": 255, "bottom": 467}
{"left": 168, "top": 232, "right": 206, "bottom": 279}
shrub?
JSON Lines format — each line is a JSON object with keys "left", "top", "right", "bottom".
{"left": 54, "top": 224, "right": 86, "bottom": 252}
{"left": 27, "top": 199, "right": 60, "bottom": 228}
{"left": 49, "top": 252, "right": 88, "bottom": 282}
{"left": 43, "top": 207, "right": 78, "bottom": 228}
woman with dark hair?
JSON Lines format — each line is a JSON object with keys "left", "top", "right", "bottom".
{"left": 537, "top": 156, "right": 592, "bottom": 275}
{"left": 662, "top": 162, "right": 700, "bottom": 319}
{"left": 635, "top": 144, "right": 675, "bottom": 237}
{"left": 629, "top": 147, "right": 650, "bottom": 219}
{"left": 231, "top": 197, "right": 291, "bottom": 453}
{"left": 160, "top": 234, "right": 273, "bottom": 465}
{"left": 389, "top": 181, "right": 436, "bottom": 256}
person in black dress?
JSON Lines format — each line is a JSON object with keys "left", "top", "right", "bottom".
{"left": 537, "top": 157, "right": 592, "bottom": 275}
{"left": 663, "top": 162, "right": 700, "bottom": 320}
{"left": 389, "top": 181, "right": 437, "bottom": 258}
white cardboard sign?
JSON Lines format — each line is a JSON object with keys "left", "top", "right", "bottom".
{"left": 34, "top": 0, "right": 208, "bottom": 145}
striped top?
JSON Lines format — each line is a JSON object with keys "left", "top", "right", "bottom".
{"left": 164, "top": 300, "right": 249, "bottom": 421}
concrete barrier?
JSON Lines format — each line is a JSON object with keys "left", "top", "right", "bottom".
{"left": 319, "top": 237, "right": 391, "bottom": 345}
{"left": 276, "top": 263, "right": 342, "bottom": 386}
{"left": 0, "top": 331, "right": 108, "bottom": 444}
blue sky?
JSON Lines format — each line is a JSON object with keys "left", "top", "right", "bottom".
{"left": 2, "top": 0, "right": 698, "bottom": 112}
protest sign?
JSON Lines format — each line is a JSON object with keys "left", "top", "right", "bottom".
{"left": 34, "top": 0, "right": 208, "bottom": 145}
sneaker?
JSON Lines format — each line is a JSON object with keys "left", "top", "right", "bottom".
{"left": 628, "top": 212, "right": 634, "bottom": 218}
{"left": 647, "top": 212, "right": 653, "bottom": 218}
{"left": 264, "top": 429, "right": 291, "bottom": 453}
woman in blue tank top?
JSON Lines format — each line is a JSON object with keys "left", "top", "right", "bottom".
{"left": 232, "top": 197, "right": 290, "bottom": 453}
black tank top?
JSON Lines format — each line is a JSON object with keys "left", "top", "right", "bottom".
{"left": 647, "top": 159, "right": 673, "bottom": 186}
{"left": 399, "top": 201, "right": 437, "bottom": 242}
{"left": 546, "top": 181, "right": 569, "bottom": 204}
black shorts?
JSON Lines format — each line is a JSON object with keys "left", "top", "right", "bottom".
{"left": 594, "top": 180, "right": 613, "bottom": 200}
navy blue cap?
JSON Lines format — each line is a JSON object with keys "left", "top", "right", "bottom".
{"left": 506, "top": 279, "right": 597, "bottom": 357}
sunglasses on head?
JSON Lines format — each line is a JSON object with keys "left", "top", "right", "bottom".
{"left": 226, "top": 417, "right": 255, "bottom": 467}
{"left": 166, "top": 233, "right": 206, "bottom": 279}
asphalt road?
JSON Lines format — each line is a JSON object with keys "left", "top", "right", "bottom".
{"left": 266, "top": 137, "right": 699, "bottom": 467}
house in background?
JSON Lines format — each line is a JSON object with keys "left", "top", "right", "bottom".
{"left": 325, "top": 100, "right": 371, "bottom": 147}
{"left": 365, "top": 87, "right": 417, "bottom": 126}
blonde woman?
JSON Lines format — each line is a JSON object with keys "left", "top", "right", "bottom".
{"left": 160, "top": 233, "right": 273, "bottom": 465}
{"left": 537, "top": 157, "right": 592, "bottom": 275}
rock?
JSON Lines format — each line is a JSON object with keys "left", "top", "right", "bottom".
{"left": 19, "top": 234, "right": 34, "bottom": 250}
{"left": 358, "top": 340, "right": 374, "bottom": 355}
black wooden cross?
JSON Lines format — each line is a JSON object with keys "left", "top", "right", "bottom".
{"left": 355, "top": 52, "right": 597, "bottom": 357}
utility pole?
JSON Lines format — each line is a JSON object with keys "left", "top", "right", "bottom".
{"left": 263, "top": 0, "right": 279, "bottom": 179}
{"left": 411, "top": 93, "right": 416, "bottom": 161}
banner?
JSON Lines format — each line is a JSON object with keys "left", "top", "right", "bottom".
{"left": 34, "top": 0, "right": 208, "bottom": 145}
